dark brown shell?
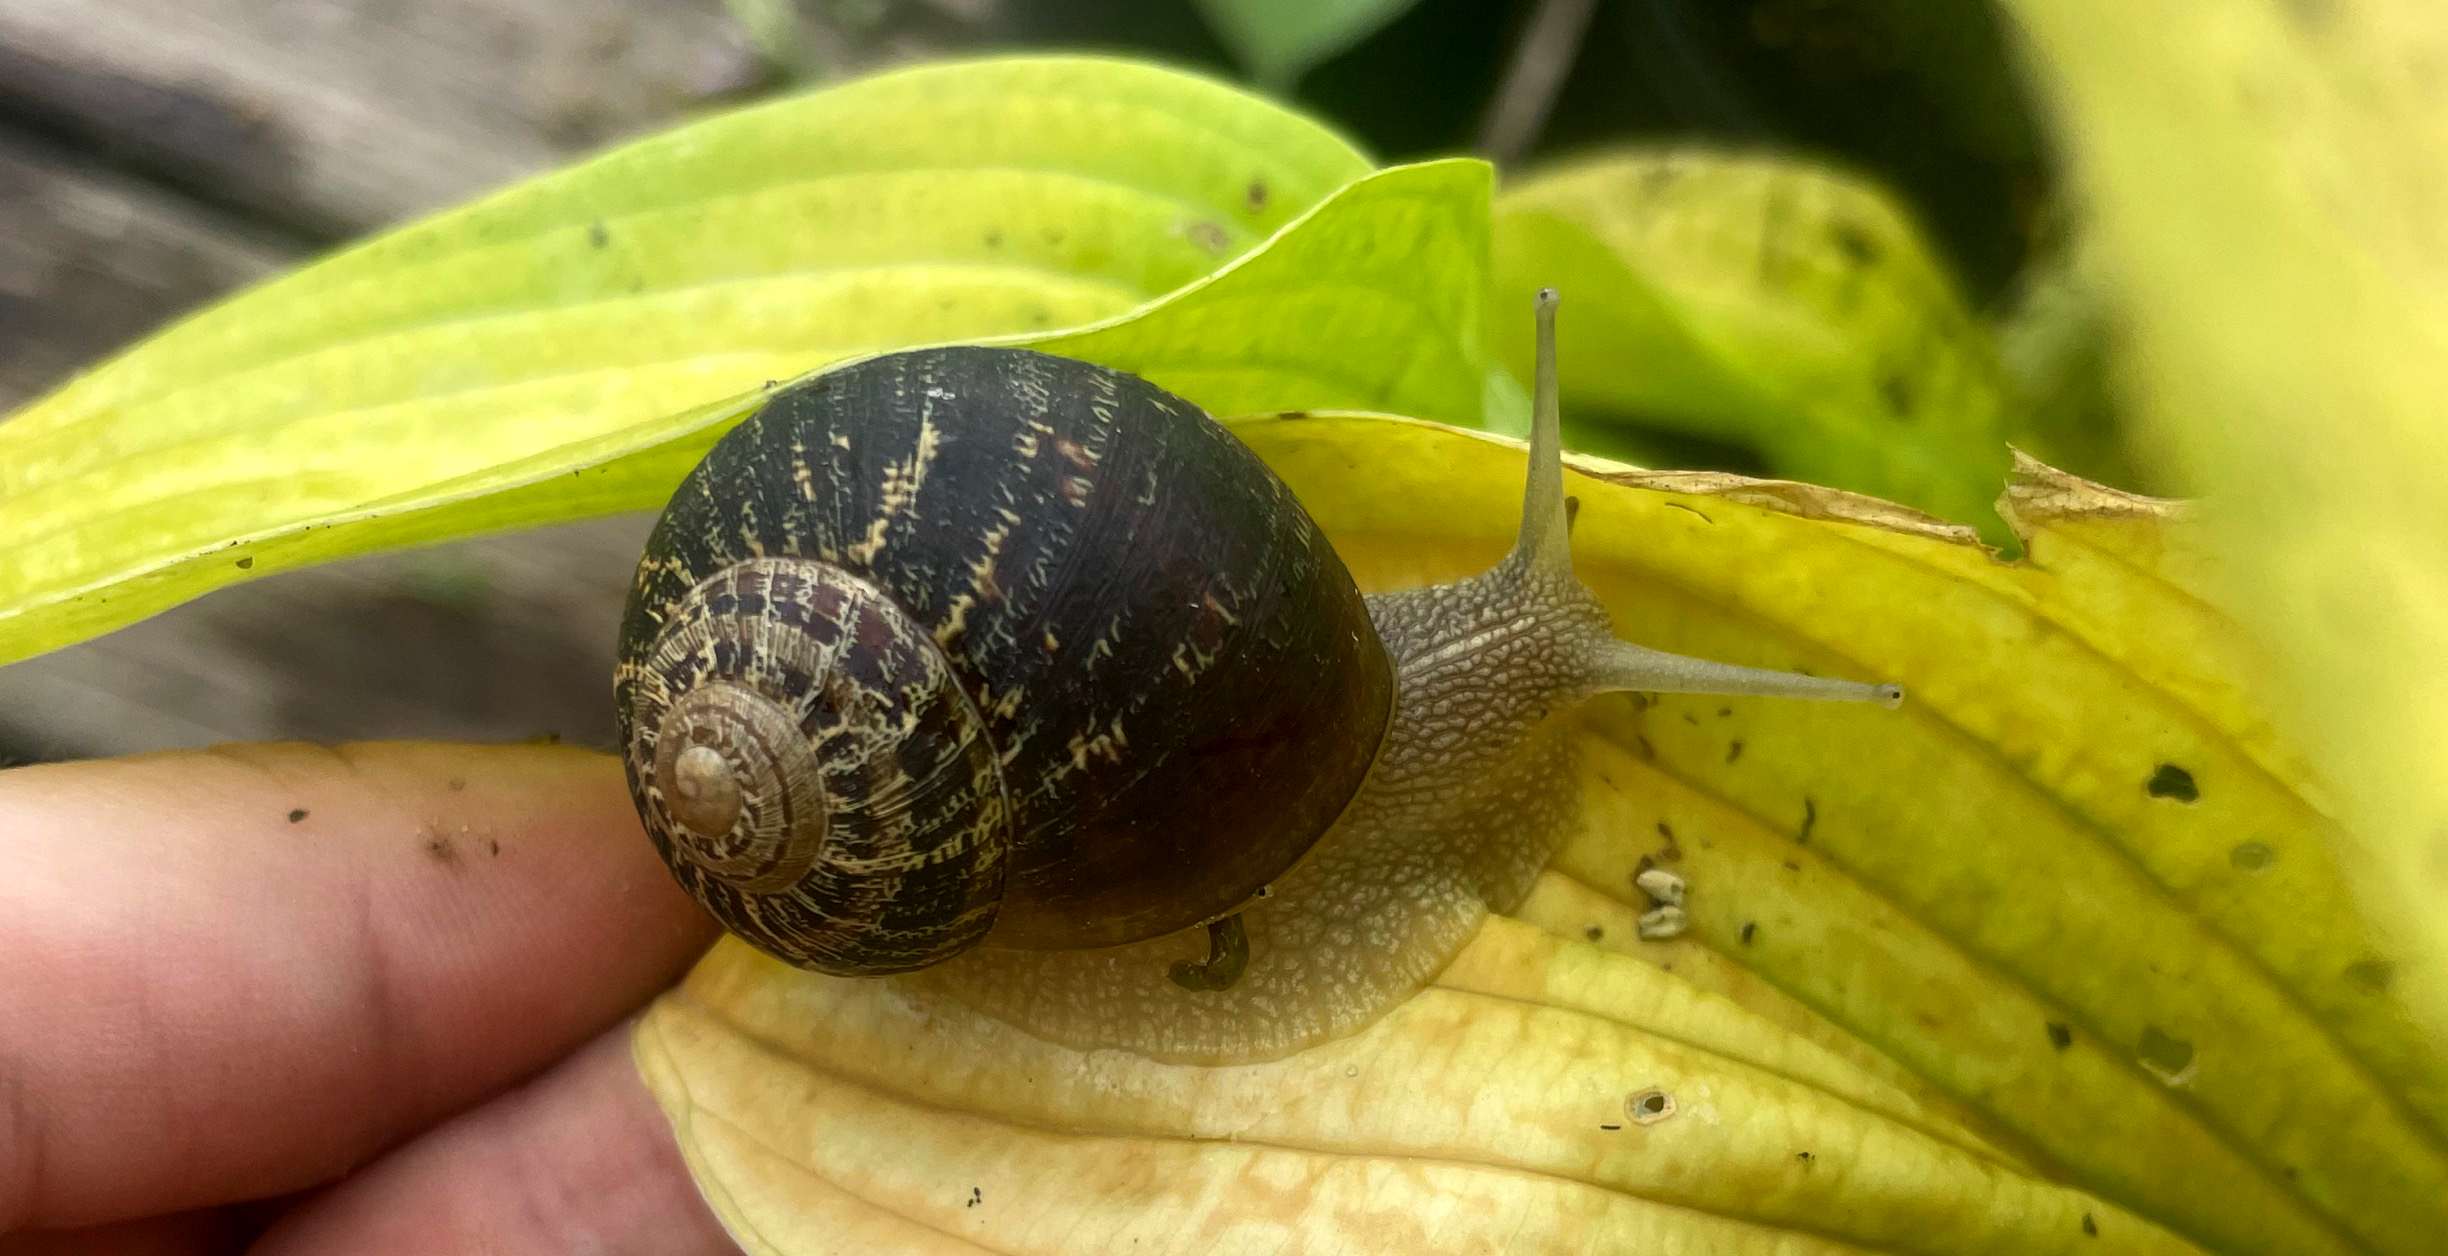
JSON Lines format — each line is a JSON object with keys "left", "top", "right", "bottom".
{"left": 615, "top": 347, "right": 1393, "bottom": 973}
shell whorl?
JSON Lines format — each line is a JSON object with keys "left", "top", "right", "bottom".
{"left": 622, "top": 556, "right": 1010, "bottom": 975}
{"left": 616, "top": 345, "right": 1394, "bottom": 970}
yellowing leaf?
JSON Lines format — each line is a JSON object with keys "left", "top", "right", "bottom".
{"left": 1492, "top": 151, "right": 2018, "bottom": 533}
{"left": 1994, "top": 0, "right": 2448, "bottom": 1058}
{"left": 638, "top": 417, "right": 2448, "bottom": 1255}
{"left": 0, "top": 61, "right": 1509, "bottom": 668}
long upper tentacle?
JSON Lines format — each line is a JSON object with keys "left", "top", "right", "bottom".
{"left": 1517, "top": 288, "right": 1901, "bottom": 709}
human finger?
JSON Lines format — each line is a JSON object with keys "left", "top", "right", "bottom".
{"left": 245, "top": 1022, "right": 738, "bottom": 1255}
{"left": 0, "top": 742, "right": 719, "bottom": 1230}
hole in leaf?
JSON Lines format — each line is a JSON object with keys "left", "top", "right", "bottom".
{"left": 2137, "top": 1024, "right": 2197, "bottom": 1086}
{"left": 2145, "top": 764, "right": 2199, "bottom": 801}
{"left": 1626, "top": 1088, "right": 1675, "bottom": 1125}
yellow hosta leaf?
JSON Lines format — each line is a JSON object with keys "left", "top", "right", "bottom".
{"left": 1491, "top": 151, "right": 2017, "bottom": 532}
{"left": 639, "top": 417, "right": 2446, "bottom": 1254}
{"left": 1995, "top": 0, "right": 2448, "bottom": 1057}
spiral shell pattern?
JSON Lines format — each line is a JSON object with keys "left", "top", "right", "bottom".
{"left": 617, "top": 346, "right": 1392, "bottom": 967}
{"left": 622, "top": 557, "right": 1009, "bottom": 975}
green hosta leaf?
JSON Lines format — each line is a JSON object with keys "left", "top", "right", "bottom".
{"left": 1492, "top": 150, "right": 2017, "bottom": 534}
{"left": 0, "top": 60, "right": 1514, "bottom": 668}
{"left": 1193, "top": 0, "right": 1423, "bottom": 89}
{"left": 641, "top": 420, "right": 2448, "bottom": 1254}
{"left": 1996, "top": 0, "right": 2448, "bottom": 1056}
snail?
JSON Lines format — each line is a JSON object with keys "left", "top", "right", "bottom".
{"left": 615, "top": 291, "right": 1898, "bottom": 1061}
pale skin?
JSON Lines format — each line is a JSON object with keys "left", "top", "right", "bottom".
{"left": 0, "top": 741, "right": 741, "bottom": 1255}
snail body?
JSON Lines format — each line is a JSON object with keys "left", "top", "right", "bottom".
{"left": 616, "top": 293, "right": 1896, "bottom": 1060}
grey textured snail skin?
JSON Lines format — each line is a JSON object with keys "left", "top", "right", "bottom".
{"left": 617, "top": 291, "right": 1898, "bottom": 1064}
{"left": 921, "top": 293, "right": 1898, "bottom": 1062}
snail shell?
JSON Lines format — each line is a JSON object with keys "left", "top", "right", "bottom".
{"left": 615, "top": 347, "right": 1393, "bottom": 975}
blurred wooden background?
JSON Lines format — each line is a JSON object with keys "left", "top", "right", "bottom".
{"left": 0, "top": 0, "right": 992, "bottom": 764}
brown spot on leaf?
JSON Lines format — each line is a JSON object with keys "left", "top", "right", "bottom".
{"left": 235, "top": 556, "right": 254, "bottom": 569}
{"left": 2082, "top": 1213, "right": 2098, "bottom": 1237}
{"left": 2047, "top": 1021, "right": 2073, "bottom": 1050}
{"left": 1740, "top": 921, "right": 1756, "bottom": 945}
{"left": 1583, "top": 924, "right": 1604, "bottom": 942}
{"left": 588, "top": 221, "right": 610, "bottom": 249}
{"left": 1725, "top": 739, "right": 1744, "bottom": 764}
{"left": 1245, "top": 179, "right": 1269, "bottom": 213}
{"left": 1187, "top": 221, "right": 1230, "bottom": 253}
{"left": 1880, "top": 373, "right": 1914, "bottom": 418}
{"left": 1830, "top": 221, "right": 1880, "bottom": 265}
{"left": 2345, "top": 959, "right": 2396, "bottom": 993}
{"left": 425, "top": 831, "right": 461, "bottom": 868}
{"left": 286, "top": 808, "right": 307, "bottom": 823}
